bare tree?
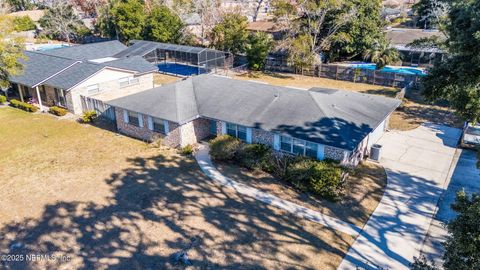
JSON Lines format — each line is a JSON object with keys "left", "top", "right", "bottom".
{"left": 39, "top": 3, "right": 83, "bottom": 43}
{"left": 191, "top": 0, "right": 221, "bottom": 44}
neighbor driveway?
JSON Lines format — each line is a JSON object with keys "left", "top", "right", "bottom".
{"left": 338, "top": 123, "right": 461, "bottom": 270}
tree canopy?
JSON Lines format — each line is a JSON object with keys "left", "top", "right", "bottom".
{"left": 246, "top": 32, "right": 273, "bottom": 70}
{"left": 412, "top": 0, "right": 449, "bottom": 30}
{"left": 0, "top": 15, "right": 25, "bottom": 89}
{"left": 144, "top": 5, "right": 184, "bottom": 43}
{"left": 210, "top": 13, "right": 249, "bottom": 54}
{"left": 39, "top": 4, "right": 85, "bottom": 43}
{"left": 421, "top": 0, "right": 480, "bottom": 122}
{"left": 110, "top": 0, "right": 146, "bottom": 43}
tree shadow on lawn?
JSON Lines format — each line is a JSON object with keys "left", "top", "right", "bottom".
{"left": 0, "top": 154, "right": 350, "bottom": 270}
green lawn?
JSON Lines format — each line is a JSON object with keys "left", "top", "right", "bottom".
{"left": 0, "top": 107, "right": 354, "bottom": 269}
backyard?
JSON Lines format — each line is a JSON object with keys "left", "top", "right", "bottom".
{"left": 0, "top": 107, "right": 357, "bottom": 269}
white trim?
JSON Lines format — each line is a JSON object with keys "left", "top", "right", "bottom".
{"left": 123, "top": 110, "right": 129, "bottom": 123}
{"left": 246, "top": 128, "right": 252, "bottom": 143}
{"left": 164, "top": 121, "right": 169, "bottom": 134}
{"left": 147, "top": 116, "right": 153, "bottom": 130}
{"left": 221, "top": 122, "right": 227, "bottom": 134}
{"left": 273, "top": 134, "right": 280, "bottom": 150}
{"left": 138, "top": 113, "right": 144, "bottom": 127}
{"left": 317, "top": 144, "right": 325, "bottom": 160}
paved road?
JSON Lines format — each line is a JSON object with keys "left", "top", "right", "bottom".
{"left": 420, "top": 148, "right": 480, "bottom": 266}
{"left": 338, "top": 123, "right": 462, "bottom": 270}
{"left": 194, "top": 144, "right": 361, "bottom": 236}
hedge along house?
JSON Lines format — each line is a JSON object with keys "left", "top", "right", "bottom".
{"left": 8, "top": 41, "right": 157, "bottom": 115}
{"left": 107, "top": 75, "right": 401, "bottom": 166}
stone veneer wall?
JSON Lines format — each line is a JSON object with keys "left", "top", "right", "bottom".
{"left": 115, "top": 107, "right": 181, "bottom": 148}
{"left": 180, "top": 118, "right": 211, "bottom": 146}
{"left": 252, "top": 128, "right": 274, "bottom": 147}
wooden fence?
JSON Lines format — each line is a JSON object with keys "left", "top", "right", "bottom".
{"left": 265, "top": 61, "right": 420, "bottom": 88}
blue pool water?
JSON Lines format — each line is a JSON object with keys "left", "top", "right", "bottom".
{"left": 349, "top": 63, "right": 427, "bottom": 76}
{"left": 157, "top": 62, "right": 207, "bottom": 76}
{"left": 36, "top": 44, "right": 69, "bottom": 51}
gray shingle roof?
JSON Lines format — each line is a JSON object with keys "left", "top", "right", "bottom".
{"left": 39, "top": 40, "right": 127, "bottom": 60}
{"left": 107, "top": 75, "right": 401, "bottom": 151}
{"left": 10, "top": 51, "right": 78, "bottom": 87}
{"left": 43, "top": 62, "right": 104, "bottom": 90}
{"left": 98, "top": 56, "right": 157, "bottom": 73}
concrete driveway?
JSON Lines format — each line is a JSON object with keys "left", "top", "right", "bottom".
{"left": 338, "top": 123, "right": 461, "bottom": 270}
{"left": 420, "top": 148, "right": 480, "bottom": 266}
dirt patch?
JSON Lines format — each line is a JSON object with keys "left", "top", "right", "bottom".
{"left": 0, "top": 108, "right": 354, "bottom": 270}
{"left": 234, "top": 71, "right": 399, "bottom": 97}
{"left": 215, "top": 161, "right": 387, "bottom": 227}
{"left": 153, "top": 73, "right": 181, "bottom": 86}
{"left": 390, "top": 90, "right": 463, "bottom": 131}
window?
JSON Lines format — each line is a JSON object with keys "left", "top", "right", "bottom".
{"left": 54, "top": 88, "right": 66, "bottom": 107}
{"left": 128, "top": 111, "right": 139, "bottom": 126}
{"left": 280, "top": 136, "right": 292, "bottom": 152}
{"left": 280, "top": 135, "right": 318, "bottom": 158}
{"left": 153, "top": 118, "right": 165, "bottom": 134}
{"left": 305, "top": 142, "right": 318, "bottom": 158}
{"left": 87, "top": 84, "right": 100, "bottom": 95}
{"left": 119, "top": 76, "right": 139, "bottom": 88}
{"left": 226, "top": 122, "right": 248, "bottom": 141}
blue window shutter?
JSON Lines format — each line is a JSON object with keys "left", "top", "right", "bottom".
{"left": 317, "top": 144, "right": 325, "bottom": 160}
{"left": 123, "top": 109, "right": 129, "bottom": 123}
{"left": 273, "top": 134, "right": 280, "bottom": 150}
{"left": 138, "top": 114, "right": 144, "bottom": 127}
{"left": 147, "top": 116, "right": 153, "bottom": 130}
{"left": 246, "top": 128, "right": 252, "bottom": 143}
{"left": 221, "top": 122, "right": 227, "bottom": 134}
{"left": 164, "top": 121, "right": 169, "bottom": 134}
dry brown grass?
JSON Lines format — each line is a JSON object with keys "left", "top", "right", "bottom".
{"left": 216, "top": 160, "right": 387, "bottom": 227}
{"left": 153, "top": 73, "right": 181, "bottom": 86}
{"left": 0, "top": 108, "right": 354, "bottom": 270}
{"left": 389, "top": 90, "right": 463, "bottom": 131}
{"left": 234, "top": 71, "right": 399, "bottom": 97}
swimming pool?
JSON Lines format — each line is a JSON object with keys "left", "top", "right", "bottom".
{"left": 36, "top": 44, "right": 70, "bottom": 51}
{"left": 157, "top": 62, "right": 207, "bottom": 76}
{"left": 348, "top": 63, "right": 427, "bottom": 76}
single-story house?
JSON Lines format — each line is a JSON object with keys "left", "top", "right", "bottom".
{"left": 9, "top": 40, "right": 157, "bottom": 114}
{"left": 385, "top": 28, "right": 447, "bottom": 66}
{"left": 107, "top": 75, "right": 401, "bottom": 166}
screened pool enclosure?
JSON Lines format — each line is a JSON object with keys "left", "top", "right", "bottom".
{"left": 114, "top": 40, "right": 230, "bottom": 76}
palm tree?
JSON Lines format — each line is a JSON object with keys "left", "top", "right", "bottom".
{"left": 363, "top": 41, "right": 400, "bottom": 69}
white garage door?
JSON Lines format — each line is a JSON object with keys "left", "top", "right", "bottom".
{"left": 368, "top": 119, "right": 386, "bottom": 148}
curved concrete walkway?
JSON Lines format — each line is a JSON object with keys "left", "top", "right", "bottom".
{"left": 338, "top": 123, "right": 462, "bottom": 270}
{"left": 194, "top": 144, "right": 361, "bottom": 236}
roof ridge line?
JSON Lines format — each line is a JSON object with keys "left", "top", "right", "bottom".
{"left": 307, "top": 90, "right": 330, "bottom": 120}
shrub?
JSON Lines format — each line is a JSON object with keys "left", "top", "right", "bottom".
{"left": 235, "top": 143, "right": 272, "bottom": 170}
{"left": 0, "top": 95, "right": 6, "bottom": 104}
{"left": 81, "top": 110, "right": 97, "bottom": 123}
{"left": 284, "top": 157, "right": 344, "bottom": 201}
{"left": 48, "top": 106, "right": 68, "bottom": 116}
{"left": 9, "top": 99, "right": 38, "bottom": 112}
{"left": 180, "top": 144, "right": 194, "bottom": 156}
{"left": 13, "top": 16, "right": 36, "bottom": 32}
{"left": 209, "top": 135, "right": 241, "bottom": 161}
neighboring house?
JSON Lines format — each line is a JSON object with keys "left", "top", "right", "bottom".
{"left": 385, "top": 28, "right": 447, "bottom": 66}
{"left": 246, "top": 21, "right": 286, "bottom": 40}
{"left": 9, "top": 41, "right": 157, "bottom": 115}
{"left": 107, "top": 74, "right": 400, "bottom": 166}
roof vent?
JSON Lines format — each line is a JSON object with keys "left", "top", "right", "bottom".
{"left": 274, "top": 91, "right": 280, "bottom": 98}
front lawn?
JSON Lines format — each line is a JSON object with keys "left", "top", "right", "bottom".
{"left": 216, "top": 161, "right": 386, "bottom": 227}
{"left": 0, "top": 108, "right": 354, "bottom": 269}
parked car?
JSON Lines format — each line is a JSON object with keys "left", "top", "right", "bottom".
{"left": 460, "top": 122, "right": 480, "bottom": 149}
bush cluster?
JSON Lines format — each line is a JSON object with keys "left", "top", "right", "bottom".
{"left": 9, "top": 99, "right": 38, "bottom": 112}
{"left": 81, "top": 110, "right": 97, "bottom": 123}
{"left": 180, "top": 144, "right": 194, "bottom": 156}
{"left": 0, "top": 95, "right": 6, "bottom": 104}
{"left": 48, "top": 106, "right": 68, "bottom": 116}
{"left": 284, "top": 158, "right": 344, "bottom": 201}
{"left": 208, "top": 135, "right": 344, "bottom": 200}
